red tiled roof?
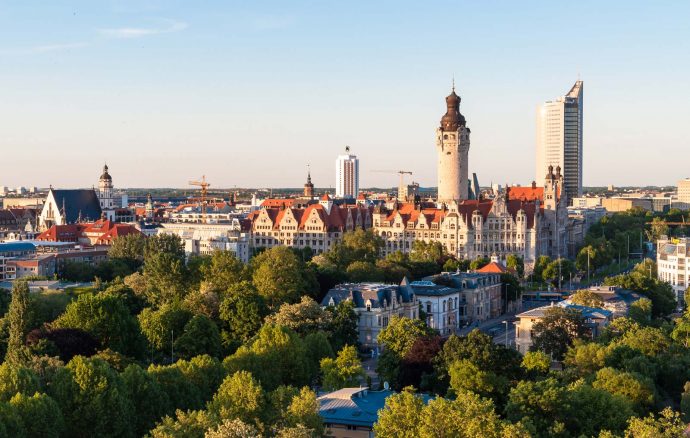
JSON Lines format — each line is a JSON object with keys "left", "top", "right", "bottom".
{"left": 261, "top": 199, "right": 295, "bottom": 208}
{"left": 477, "top": 261, "right": 507, "bottom": 274}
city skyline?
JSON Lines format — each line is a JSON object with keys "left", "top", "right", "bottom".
{"left": 1, "top": 1, "right": 689, "bottom": 188}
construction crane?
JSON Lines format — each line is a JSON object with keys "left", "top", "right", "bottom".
{"left": 371, "top": 170, "right": 413, "bottom": 199}
{"left": 189, "top": 175, "right": 210, "bottom": 224}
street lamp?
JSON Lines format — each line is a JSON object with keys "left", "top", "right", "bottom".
{"left": 503, "top": 320, "right": 509, "bottom": 347}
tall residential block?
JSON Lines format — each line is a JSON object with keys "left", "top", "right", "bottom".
{"left": 335, "top": 146, "right": 359, "bottom": 199}
{"left": 536, "top": 80, "right": 583, "bottom": 204}
{"left": 678, "top": 178, "right": 690, "bottom": 204}
{"left": 436, "top": 85, "right": 470, "bottom": 203}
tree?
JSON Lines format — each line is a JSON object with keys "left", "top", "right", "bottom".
{"left": 418, "top": 391, "right": 513, "bottom": 438}
{"left": 5, "top": 281, "right": 32, "bottom": 366}
{"left": 0, "top": 362, "right": 40, "bottom": 401}
{"left": 629, "top": 298, "right": 653, "bottom": 325}
{"left": 470, "top": 257, "right": 490, "bottom": 271}
{"left": 175, "top": 354, "right": 226, "bottom": 403}
{"left": 625, "top": 407, "right": 685, "bottom": 438}
{"left": 173, "top": 315, "right": 223, "bottom": 359}
{"left": 521, "top": 351, "right": 551, "bottom": 375}
{"left": 533, "top": 255, "right": 551, "bottom": 280}
{"left": 531, "top": 306, "right": 589, "bottom": 360}
{"left": 108, "top": 233, "right": 146, "bottom": 270}
{"left": 449, "top": 359, "right": 503, "bottom": 399}
{"left": 148, "top": 363, "right": 203, "bottom": 412}
{"left": 592, "top": 367, "right": 655, "bottom": 412}
{"left": 346, "top": 261, "right": 385, "bottom": 282}
{"left": 223, "top": 324, "right": 309, "bottom": 391}
{"left": 565, "top": 382, "right": 634, "bottom": 437}
{"left": 672, "top": 315, "right": 690, "bottom": 348}
{"left": 326, "top": 300, "right": 359, "bottom": 352}
{"left": 54, "top": 292, "right": 146, "bottom": 358}
{"left": 283, "top": 387, "right": 323, "bottom": 435}
{"left": 9, "top": 392, "right": 65, "bottom": 438}
{"left": 569, "top": 290, "right": 605, "bottom": 308}
{"left": 149, "top": 409, "right": 215, "bottom": 438}
{"left": 252, "top": 247, "right": 313, "bottom": 309}
{"left": 302, "top": 331, "right": 334, "bottom": 383}
{"left": 647, "top": 217, "right": 669, "bottom": 242}
{"left": 373, "top": 388, "right": 424, "bottom": 438}
{"left": 436, "top": 331, "right": 523, "bottom": 384}
{"left": 121, "top": 364, "right": 170, "bottom": 436}
{"left": 320, "top": 345, "right": 364, "bottom": 390}
{"left": 218, "top": 282, "right": 266, "bottom": 350}
{"left": 563, "top": 341, "right": 607, "bottom": 376}
{"left": 505, "top": 378, "right": 568, "bottom": 436}
{"left": 204, "top": 418, "right": 261, "bottom": 438}
{"left": 399, "top": 335, "right": 443, "bottom": 391}
{"left": 145, "top": 233, "right": 186, "bottom": 262}
{"left": 143, "top": 252, "right": 189, "bottom": 306}
{"left": 377, "top": 316, "right": 433, "bottom": 357}
{"left": 207, "top": 371, "right": 264, "bottom": 427}
{"left": 506, "top": 254, "right": 525, "bottom": 278}
{"left": 49, "top": 356, "right": 133, "bottom": 438}
{"left": 266, "top": 296, "right": 332, "bottom": 336}
{"left": 410, "top": 240, "right": 445, "bottom": 265}
{"left": 542, "top": 258, "right": 575, "bottom": 287}
{"left": 201, "top": 250, "right": 247, "bottom": 292}
{"left": 138, "top": 304, "right": 192, "bottom": 356}
{"left": 340, "top": 229, "right": 384, "bottom": 265}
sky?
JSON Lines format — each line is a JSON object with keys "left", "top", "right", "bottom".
{"left": 0, "top": 0, "right": 688, "bottom": 189}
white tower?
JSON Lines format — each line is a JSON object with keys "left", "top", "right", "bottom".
{"left": 335, "top": 146, "right": 359, "bottom": 199}
{"left": 436, "top": 84, "right": 470, "bottom": 203}
{"left": 97, "top": 164, "right": 117, "bottom": 220}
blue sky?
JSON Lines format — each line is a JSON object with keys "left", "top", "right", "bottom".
{"left": 0, "top": 1, "right": 688, "bottom": 189}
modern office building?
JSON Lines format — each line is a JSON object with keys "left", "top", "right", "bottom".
{"left": 335, "top": 147, "right": 359, "bottom": 199}
{"left": 536, "top": 80, "right": 583, "bottom": 204}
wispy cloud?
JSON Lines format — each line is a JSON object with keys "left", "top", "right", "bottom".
{"left": 98, "top": 19, "right": 188, "bottom": 39}
{"left": 0, "top": 42, "right": 89, "bottom": 56}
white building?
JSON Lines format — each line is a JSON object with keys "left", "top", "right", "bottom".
{"left": 657, "top": 236, "right": 690, "bottom": 303}
{"left": 320, "top": 278, "right": 418, "bottom": 350}
{"left": 158, "top": 222, "right": 250, "bottom": 263}
{"left": 536, "top": 81, "right": 583, "bottom": 204}
{"left": 335, "top": 147, "right": 359, "bottom": 199}
{"left": 410, "top": 271, "right": 503, "bottom": 335}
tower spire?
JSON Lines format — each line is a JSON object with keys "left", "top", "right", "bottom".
{"left": 452, "top": 75, "right": 455, "bottom": 92}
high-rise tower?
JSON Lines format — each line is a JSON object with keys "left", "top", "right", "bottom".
{"left": 436, "top": 84, "right": 470, "bottom": 203}
{"left": 536, "top": 80, "right": 583, "bottom": 204}
{"left": 335, "top": 146, "right": 359, "bottom": 199}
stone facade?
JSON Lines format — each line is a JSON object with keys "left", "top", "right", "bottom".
{"left": 372, "top": 169, "right": 567, "bottom": 268}
{"left": 321, "top": 278, "right": 418, "bottom": 349}
{"left": 248, "top": 195, "right": 372, "bottom": 255}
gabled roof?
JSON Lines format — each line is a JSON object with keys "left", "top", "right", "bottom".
{"left": 50, "top": 189, "right": 102, "bottom": 224}
{"left": 477, "top": 261, "right": 507, "bottom": 274}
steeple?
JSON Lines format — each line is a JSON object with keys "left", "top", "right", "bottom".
{"left": 303, "top": 164, "right": 315, "bottom": 198}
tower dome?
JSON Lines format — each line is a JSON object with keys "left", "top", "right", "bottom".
{"left": 100, "top": 164, "right": 112, "bottom": 181}
{"left": 440, "top": 87, "right": 466, "bottom": 131}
